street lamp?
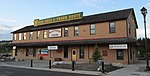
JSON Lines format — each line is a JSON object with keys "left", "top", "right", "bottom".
{"left": 140, "top": 7, "right": 149, "bottom": 69}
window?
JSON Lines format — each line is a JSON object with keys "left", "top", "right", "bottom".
{"left": 64, "top": 46, "right": 68, "bottom": 58}
{"left": 102, "top": 50, "right": 108, "bottom": 56}
{"left": 79, "top": 46, "right": 84, "bottom": 59}
{"left": 74, "top": 26, "right": 78, "bottom": 36}
{"left": 37, "top": 31, "right": 40, "bottom": 39}
{"left": 19, "top": 33, "right": 22, "bottom": 40}
{"left": 23, "top": 33, "right": 26, "bottom": 40}
{"left": 43, "top": 30, "right": 47, "bottom": 38}
{"left": 130, "top": 46, "right": 132, "bottom": 59}
{"left": 109, "top": 22, "right": 116, "bottom": 33}
{"left": 15, "top": 48, "right": 18, "bottom": 56}
{"left": 33, "top": 48, "right": 36, "bottom": 57}
{"left": 128, "top": 23, "right": 131, "bottom": 34}
{"left": 117, "top": 49, "right": 124, "bottom": 60}
{"left": 64, "top": 27, "right": 69, "bottom": 37}
{"left": 26, "top": 48, "right": 29, "bottom": 56}
{"left": 13, "top": 34, "right": 17, "bottom": 40}
{"left": 29, "top": 32, "right": 33, "bottom": 40}
{"left": 90, "top": 24, "right": 95, "bottom": 35}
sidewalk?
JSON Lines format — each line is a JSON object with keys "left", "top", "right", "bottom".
{"left": 2, "top": 60, "right": 150, "bottom": 76}
{"left": 106, "top": 65, "right": 149, "bottom": 76}
{"left": 106, "top": 60, "right": 150, "bottom": 76}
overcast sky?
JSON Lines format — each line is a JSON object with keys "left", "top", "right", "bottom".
{"left": 0, "top": 0, "right": 150, "bottom": 40}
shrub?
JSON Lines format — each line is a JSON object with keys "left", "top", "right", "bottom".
{"left": 92, "top": 44, "right": 102, "bottom": 62}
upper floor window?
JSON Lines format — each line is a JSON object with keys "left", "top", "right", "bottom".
{"left": 74, "top": 26, "right": 78, "bottom": 36}
{"left": 109, "top": 22, "right": 116, "bottom": 33}
{"left": 43, "top": 30, "right": 47, "bottom": 38}
{"left": 19, "top": 33, "right": 22, "bottom": 40}
{"left": 13, "top": 34, "right": 17, "bottom": 40}
{"left": 128, "top": 23, "right": 131, "bottom": 34}
{"left": 90, "top": 24, "right": 96, "bottom": 35}
{"left": 64, "top": 27, "right": 69, "bottom": 37}
{"left": 29, "top": 32, "right": 33, "bottom": 40}
{"left": 37, "top": 31, "right": 40, "bottom": 39}
{"left": 23, "top": 33, "right": 26, "bottom": 40}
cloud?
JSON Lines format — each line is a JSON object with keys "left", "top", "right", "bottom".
{"left": 0, "top": 18, "right": 16, "bottom": 23}
{"left": 11, "top": 23, "right": 33, "bottom": 31}
{"left": 0, "top": 24, "right": 12, "bottom": 34}
{"left": 77, "top": 0, "right": 109, "bottom": 9}
{"left": 146, "top": 1, "right": 150, "bottom": 8}
{"left": 137, "top": 28, "right": 150, "bottom": 38}
{"left": 0, "top": 23, "right": 32, "bottom": 40}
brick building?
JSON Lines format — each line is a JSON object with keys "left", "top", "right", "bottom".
{"left": 12, "top": 8, "right": 138, "bottom": 64}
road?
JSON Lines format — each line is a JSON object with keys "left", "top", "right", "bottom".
{"left": 0, "top": 66, "right": 97, "bottom": 76}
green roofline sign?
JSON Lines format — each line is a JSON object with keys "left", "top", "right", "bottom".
{"left": 34, "top": 12, "right": 83, "bottom": 27}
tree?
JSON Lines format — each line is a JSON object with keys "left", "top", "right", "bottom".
{"left": 92, "top": 44, "right": 102, "bottom": 62}
{"left": 137, "top": 38, "right": 150, "bottom": 59}
{"left": 0, "top": 41, "right": 12, "bottom": 53}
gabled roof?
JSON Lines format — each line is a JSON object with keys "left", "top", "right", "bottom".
{"left": 12, "top": 8, "right": 137, "bottom": 33}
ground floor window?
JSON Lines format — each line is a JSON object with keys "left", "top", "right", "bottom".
{"left": 130, "top": 46, "right": 132, "bottom": 59}
{"left": 15, "top": 48, "right": 18, "bottom": 56}
{"left": 26, "top": 48, "right": 29, "bottom": 56}
{"left": 116, "top": 49, "right": 124, "bottom": 60}
{"left": 33, "top": 48, "right": 36, "bottom": 57}
{"left": 80, "top": 46, "right": 84, "bottom": 59}
{"left": 64, "top": 46, "right": 68, "bottom": 58}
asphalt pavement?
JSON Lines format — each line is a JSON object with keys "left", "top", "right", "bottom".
{"left": 0, "top": 66, "right": 97, "bottom": 76}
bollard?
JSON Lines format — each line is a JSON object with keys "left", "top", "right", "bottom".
{"left": 31, "top": 59, "right": 33, "bottom": 67}
{"left": 101, "top": 61, "right": 105, "bottom": 73}
{"left": 72, "top": 61, "right": 75, "bottom": 71}
{"left": 49, "top": 60, "right": 51, "bottom": 69}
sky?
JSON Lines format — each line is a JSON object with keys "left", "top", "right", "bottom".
{"left": 0, "top": 0, "right": 150, "bottom": 40}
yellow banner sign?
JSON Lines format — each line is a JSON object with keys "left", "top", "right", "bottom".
{"left": 34, "top": 12, "right": 83, "bottom": 27}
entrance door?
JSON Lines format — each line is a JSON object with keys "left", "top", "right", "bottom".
{"left": 72, "top": 49, "right": 77, "bottom": 61}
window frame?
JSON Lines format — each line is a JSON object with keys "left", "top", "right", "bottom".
{"left": 109, "top": 22, "right": 116, "bottom": 33}
{"left": 74, "top": 26, "right": 78, "bottom": 36}
{"left": 19, "top": 33, "right": 22, "bottom": 40}
{"left": 33, "top": 48, "right": 36, "bottom": 57}
{"left": 37, "top": 31, "right": 40, "bottom": 39}
{"left": 64, "top": 27, "right": 69, "bottom": 37}
{"left": 15, "top": 48, "right": 18, "bottom": 56}
{"left": 79, "top": 46, "right": 84, "bottom": 59}
{"left": 43, "top": 30, "right": 47, "bottom": 39}
{"left": 29, "top": 32, "right": 33, "bottom": 40}
{"left": 128, "top": 22, "right": 131, "bottom": 34}
{"left": 23, "top": 33, "right": 26, "bottom": 40}
{"left": 13, "top": 34, "right": 17, "bottom": 40}
{"left": 26, "top": 48, "right": 29, "bottom": 56}
{"left": 90, "top": 24, "right": 96, "bottom": 35}
{"left": 64, "top": 46, "right": 68, "bottom": 58}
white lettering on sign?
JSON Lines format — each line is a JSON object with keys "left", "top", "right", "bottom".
{"left": 49, "top": 29, "right": 61, "bottom": 37}
{"left": 109, "top": 44, "right": 128, "bottom": 49}
{"left": 48, "top": 46, "right": 58, "bottom": 50}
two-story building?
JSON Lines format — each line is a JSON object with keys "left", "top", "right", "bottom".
{"left": 11, "top": 8, "right": 138, "bottom": 64}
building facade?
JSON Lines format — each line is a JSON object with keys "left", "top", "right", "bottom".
{"left": 12, "top": 8, "right": 138, "bottom": 64}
